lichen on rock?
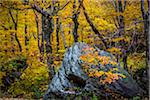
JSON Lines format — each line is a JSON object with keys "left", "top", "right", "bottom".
{"left": 43, "top": 42, "right": 142, "bottom": 99}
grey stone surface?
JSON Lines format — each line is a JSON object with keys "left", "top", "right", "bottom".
{"left": 43, "top": 42, "right": 142, "bottom": 99}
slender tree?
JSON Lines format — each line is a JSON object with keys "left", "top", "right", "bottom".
{"left": 141, "top": 0, "right": 150, "bottom": 67}
{"left": 24, "top": 0, "right": 29, "bottom": 52}
{"left": 72, "top": 0, "right": 79, "bottom": 42}
{"left": 33, "top": 10, "right": 41, "bottom": 53}
{"left": 9, "top": 9, "right": 22, "bottom": 52}
{"left": 60, "top": 19, "right": 67, "bottom": 49}
{"left": 32, "top": 0, "right": 70, "bottom": 79}
{"left": 112, "top": 0, "right": 129, "bottom": 70}
{"left": 56, "top": 17, "right": 60, "bottom": 52}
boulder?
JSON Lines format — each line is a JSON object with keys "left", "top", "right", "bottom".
{"left": 43, "top": 42, "right": 142, "bottom": 99}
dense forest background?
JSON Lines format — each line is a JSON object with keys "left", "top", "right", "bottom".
{"left": 0, "top": 0, "right": 149, "bottom": 99}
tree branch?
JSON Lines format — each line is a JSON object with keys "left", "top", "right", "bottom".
{"left": 59, "top": 1, "right": 71, "bottom": 11}
{"left": 124, "top": 0, "right": 127, "bottom": 11}
{"left": 81, "top": 3, "right": 107, "bottom": 49}
{"left": 148, "top": 0, "right": 150, "bottom": 15}
{"left": 141, "top": 0, "right": 146, "bottom": 19}
{"left": 53, "top": 1, "right": 71, "bottom": 15}
{"left": 126, "top": 30, "right": 137, "bottom": 54}
{"left": 32, "top": 1, "right": 70, "bottom": 16}
{"left": 8, "top": 9, "right": 16, "bottom": 24}
{"left": 75, "top": 0, "right": 84, "bottom": 14}
{"left": 1, "top": 3, "right": 31, "bottom": 11}
{"left": 16, "top": 10, "right": 19, "bottom": 26}
{"left": 31, "top": 4, "right": 51, "bottom": 16}
{"left": 112, "top": 0, "right": 117, "bottom": 12}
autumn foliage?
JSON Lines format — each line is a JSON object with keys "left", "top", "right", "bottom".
{"left": 79, "top": 46, "right": 126, "bottom": 84}
{"left": 0, "top": 0, "right": 148, "bottom": 99}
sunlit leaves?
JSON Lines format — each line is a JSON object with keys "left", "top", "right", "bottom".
{"left": 107, "top": 47, "right": 122, "bottom": 55}
{"left": 100, "top": 72, "right": 126, "bottom": 84}
{"left": 95, "top": 71, "right": 105, "bottom": 77}
{"left": 79, "top": 46, "right": 126, "bottom": 85}
{"left": 80, "top": 46, "right": 117, "bottom": 66}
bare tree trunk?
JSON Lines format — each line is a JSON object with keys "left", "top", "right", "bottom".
{"left": 9, "top": 9, "right": 22, "bottom": 52}
{"left": 60, "top": 20, "right": 67, "bottom": 49}
{"left": 113, "top": 0, "right": 128, "bottom": 70}
{"left": 32, "top": 0, "right": 70, "bottom": 79}
{"left": 56, "top": 17, "right": 60, "bottom": 52}
{"left": 42, "top": 15, "right": 54, "bottom": 79}
{"left": 141, "top": 0, "right": 149, "bottom": 67}
{"left": 148, "top": 0, "right": 150, "bottom": 68}
{"left": 123, "top": 55, "right": 128, "bottom": 71}
{"left": 33, "top": 10, "right": 41, "bottom": 53}
{"left": 118, "top": 0, "right": 125, "bottom": 36}
{"left": 72, "top": 0, "right": 79, "bottom": 43}
{"left": 14, "top": 25, "right": 22, "bottom": 52}
{"left": 41, "top": 15, "right": 45, "bottom": 54}
{"left": 24, "top": 9, "right": 29, "bottom": 51}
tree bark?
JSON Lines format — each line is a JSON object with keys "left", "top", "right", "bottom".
{"left": 148, "top": 0, "right": 150, "bottom": 68}
{"left": 42, "top": 15, "right": 54, "bottom": 79}
{"left": 118, "top": 0, "right": 125, "bottom": 36}
{"left": 41, "top": 15, "right": 45, "bottom": 54}
{"left": 113, "top": 0, "right": 128, "bottom": 70}
{"left": 141, "top": 0, "right": 149, "bottom": 67}
{"left": 60, "top": 20, "right": 67, "bottom": 49}
{"left": 56, "top": 17, "right": 60, "bottom": 52}
{"left": 32, "top": 0, "right": 77, "bottom": 80}
{"left": 72, "top": 0, "right": 79, "bottom": 43}
{"left": 24, "top": 4, "right": 29, "bottom": 52}
{"left": 33, "top": 10, "right": 41, "bottom": 53}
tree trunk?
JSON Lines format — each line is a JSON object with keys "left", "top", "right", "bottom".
{"left": 24, "top": 9, "right": 29, "bottom": 52}
{"left": 9, "top": 26, "right": 15, "bottom": 53}
{"left": 33, "top": 10, "right": 41, "bottom": 53}
{"left": 141, "top": 0, "right": 149, "bottom": 67}
{"left": 56, "top": 17, "right": 60, "bottom": 52}
{"left": 9, "top": 9, "right": 22, "bottom": 52}
{"left": 31, "top": 0, "right": 71, "bottom": 79}
{"left": 42, "top": 15, "right": 55, "bottom": 79}
{"left": 148, "top": 0, "right": 150, "bottom": 67}
{"left": 41, "top": 15, "right": 45, "bottom": 54}
{"left": 72, "top": 0, "right": 79, "bottom": 43}
{"left": 14, "top": 23, "right": 22, "bottom": 52}
{"left": 60, "top": 21, "right": 67, "bottom": 49}
{"left": 123, "top": 55, "right": 128, "bottom": 71}
{"left": 118, "top": 0, "right": 125, "bottom": 36}
{"left": 113, "top": 0, "right": 128, "bottom": 70}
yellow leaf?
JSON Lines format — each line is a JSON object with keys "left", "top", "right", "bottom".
{"left": 80, "top": 55, "right": 87, "bottom": 61}
{"left": 58, "top": 50, "right": 66, "bottom": 53}
{"left": 88, "top": 71, "right": 94, "bottom": 77}
{"left": 109, "top": 61, "right": 118, "bottom": 66}
{"left": 95, "top": 71, "right": 104, "bottom": 77}
{"left": 88, "top": 58, "right": 95, "bottom": 63}
{"left": 118, "top": 74, "right": 126, "bottom": 78}
{"left": 112, "top": 68, "right": 119, "bottom": 71}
